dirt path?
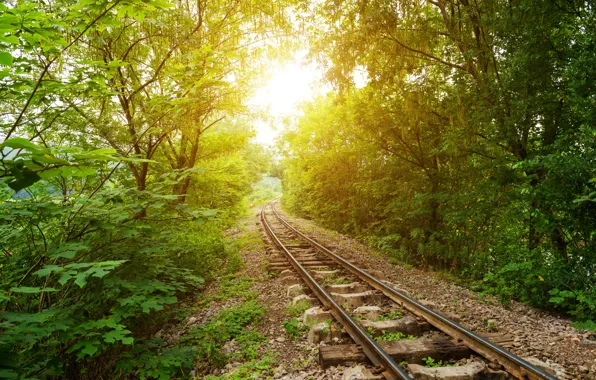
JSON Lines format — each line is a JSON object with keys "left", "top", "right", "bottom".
{"left": 206, "top": 209, "right": 360, "bottom": 379}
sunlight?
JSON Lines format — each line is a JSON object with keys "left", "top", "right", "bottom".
{"left": 249, "top": 53, "right": 325, "bottom": 145}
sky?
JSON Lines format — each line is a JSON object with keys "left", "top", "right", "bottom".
{"left": 247, "top": 52, "right": 325, "bottom": 146}
{"left": 247, "top": 52, "right": 369, "bottom": 147}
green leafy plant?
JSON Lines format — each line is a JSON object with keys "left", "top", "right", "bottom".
{"left": 422, "top": 357, "right": 445, "bottom": 368}
{"left": 182, "top": 301, "right": 265, "bottom": 367}
{"left": 283, "top": 318, "right": 302, "bottom": 339}
{"left": 287, "top": 299, "right": 311, "bottom": 317}
{"left": 205, "top": 356, "right": 277, "bottom": 380}
{"left": 374, "top": 331, "right": 416, "bottom": 342}
{"left": 378, "top": 310, "right": 404, "bottom": 321}
{"left": 572, "top": 320, "right": 596, "bottom": 332}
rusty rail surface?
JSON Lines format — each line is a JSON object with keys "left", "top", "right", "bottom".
{"left": 268, "top": 200, "right": 558, "bottom": 380}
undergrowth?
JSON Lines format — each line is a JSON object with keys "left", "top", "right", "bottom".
{"left": 373, "top": 330, "right": 416, "bottom": 342}
{"left": 182, "top": 301, "right": 266, "bottom": 369}
{"left": 287, "top": 299, "right": 311, "bottom": 317}
{"left": 378, "top": 310, "right": 404, "bottom": 321}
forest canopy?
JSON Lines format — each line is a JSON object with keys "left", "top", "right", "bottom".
{"left": 1, "top": 0, "right": 596, "bottom": 377}
{"left": 280, "top": 0, "right": 596, "bottom": 323}
{"left": 0, "top": 0, "right": 293, "bottom": 377}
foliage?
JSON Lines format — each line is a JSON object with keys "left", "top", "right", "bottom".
{"left": 283, "top": 318, "right": 302, "bottom": 339}
{"left": 182, "top": 301, "right": 265, "bottom": 368}
{"left": 287, "top": 299, "right": 311, "bottom": 317}
{"left": 280, "top": 0, "right": 596, "bottom": 322}
{"left": 378, "top": 310, "right": 404, "bottom": 321}
{"left": 248, "top": 176, "right": 283, "bottom": 207}
{"left": 422, "top": 357, "right": 452, "bottom": 368}
{"left": 115, "top": 340, "right": 197, "bottom": 380}
{"left": 571, "top": 320, "right": 596, "bottom": 332}
{"left": 374, "top": 331, "right": 416, "bottom": 342}
{"left": 201, "top": 275, "right": 255, "bottom": 306}
{"left": 0, "top": 0, "right": 293, "bottom": 377}
{"left": 204, "top": 356, "right": 277, "bottom": 380}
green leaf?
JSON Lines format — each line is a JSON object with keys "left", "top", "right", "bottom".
{"left": 85, "top": 267, "right": 110, "bottom": 279}
{"left": 103, "top": 329, "right": 132, "bottom": 344}
{"left": 59, "top": 166, "right": 97, "bottom": 177}
{"left": 10, "top": 287, "right": 58, "bottom": 294}
{"left": 71, "top": 339, "right": 101, "bottom": 359}
{"left": 38, "top": 167, "right": 63, "bottom": 180}
{"left": 74, "top": 272, "right": 88, "bottom": 288}
{"left": 121, "top": 336, "right": 134, "bottom": 345}
{"left": 0, "top": 51, "right": 13, "bottom": 66}
{"left": 34, "top": 265, "right": 63, "bottom": 277}
{"left": 1, "top": 138, "right": 40, "bottom": 151}
{"left": 147, "top": 0, "right": 174, "bottom": 9}
{"left": 0, "top": 369, "right": 18, "bottom": 379}
{"left": 0, "top": 36, "right": 19, "bottom": 44}
{"left": 7, "top": 169, "right": 41, "bottom": 191}
{"left": 48, "top": 242, "right": 89, "bottom": 259}
{"left": 31, "top": 153, "right": 69, "bottom": 165}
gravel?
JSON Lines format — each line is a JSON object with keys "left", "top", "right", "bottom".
{"left": 276, "top": 206, "right": 596, "bottom": 379}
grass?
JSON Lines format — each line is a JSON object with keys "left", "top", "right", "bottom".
{"left": 287, "top": 299, "right": 311, "bottom": 317}
{"left": 182, "top": 301, "right": 266, "bottom": 368}
{"left": 378, "top": 310, "right": 404, "bottom": 321}
{"left": 572, "top": 320, "right": 596, "bottom": 331}
{"left": 236, "top": 230, "right": 265, "bottom": 250}
{"left": 283, "top": 318, "right": 302, "bottom": 339}
{"left": 204, "top": 356, "right": 277, "bottom": 379}
{"left": 198, "top": 275, "right": 256, "bottom": 308}
{"left": 422, "top": 357, "right": 454, "bottom": 368}
{"left": 185, "top": 201, "right": 283, "bottom": 379}
{"left": 372, "top": 329, "right": 416, "bottom": 342}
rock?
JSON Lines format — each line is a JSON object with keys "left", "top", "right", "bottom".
{"left": 581, "top": 335, "right": 596, "bottom": 348}
{"left": 442, "top": 311, "right": 461, "bottom": 323}
{"left": 330, "top": 291, "right": 385, "bottom": 309}
{"left": 523, "top": 357, "right": 565, "bottom": 377}
{"left": 280, "top": 269, "right": 294, "bottom": 279}
{"left": 407, "top": 361, "right": 485, "bottom": 379}
{"left": 324, "top": 283, "right": 370, "bottom": 294}
{"left": 419, "top": 299, "right": 437, "bottom": 309}
{"left": 292, "top": 294, "right": 319, "bottom": 306}
{"left": 359, "top": 315, "right": 430, "bottom": 336}
{"left": 282, "top": 275, "right": 302, "bottom": 286}
{"left": 308, "top": 322, "right": 345, "bottom": 344}
{"left": 287, "top": 284, "right": 305, "bottom": 297}
{"left": 353, "top": 306, "right": 383, "bottom": 321}
{"left": 186, "top": 316, "right": 198, "bottom": 325}
{"left": 313, "top": 269, "right": 341, "bottom": 276}
{"left": 222, "top": 339, "right": 238, "bottom": 355}
{"left": 276, "top": 336, "right": 286, "bottom": 343}
{"left": 341, "top": 365, "right": 382, "bottom": 379}
{"left": 303, "top": 306, "right": 333, "bottom": 324}
{"left": 368, "top": 270, "right": 386, "bottom": 280}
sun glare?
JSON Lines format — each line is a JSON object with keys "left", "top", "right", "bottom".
{"left": 249, "top": 53, "right": 324, "bottom": 146}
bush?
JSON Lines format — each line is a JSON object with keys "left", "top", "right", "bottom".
{"left": 0, "top": 182, "right": 236, "bottom": 378}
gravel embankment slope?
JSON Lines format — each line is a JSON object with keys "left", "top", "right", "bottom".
{"left": 277, "top": 206, "right": 596, "bottom": 379}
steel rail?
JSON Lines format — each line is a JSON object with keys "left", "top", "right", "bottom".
{"left": 260, "top": 204, "right": 412, "bottom": 380}
{"left": 270, "top": 201, "right": 559, "bottom": 380}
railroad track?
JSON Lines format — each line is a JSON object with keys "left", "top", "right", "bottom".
{"left": 260, "top": 200, "right": 559, "bottom": 380}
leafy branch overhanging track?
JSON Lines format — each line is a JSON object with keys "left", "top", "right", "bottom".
{"left": 260, "top": 200, "right": 559, "bottom": 380}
